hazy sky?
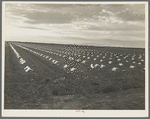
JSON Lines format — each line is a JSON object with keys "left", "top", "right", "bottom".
{"left": 5, "top": 3, "right": 145, "bottom": 48}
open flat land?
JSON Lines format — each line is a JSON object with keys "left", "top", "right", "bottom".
{"left": 4, "top": 41, "right": 145, "bottom": 109}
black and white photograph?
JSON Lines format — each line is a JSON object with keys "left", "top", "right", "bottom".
{"left": 2, "top": 1, "right": 148, "bottom": 117}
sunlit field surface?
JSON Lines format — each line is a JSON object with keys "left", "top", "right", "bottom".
{"left": 5, "top": 41, "right": 145, "bottom": 109}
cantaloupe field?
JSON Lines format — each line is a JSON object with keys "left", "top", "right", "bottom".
{"left": 4, "top": 41, "right": 145, "bottom": 109}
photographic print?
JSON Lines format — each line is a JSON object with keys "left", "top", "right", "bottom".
{"left": 2, "top": 1, "right": 148, "bottom": 117}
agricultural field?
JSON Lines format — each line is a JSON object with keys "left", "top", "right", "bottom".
{"left": 4, "top": 41, "right": 145, "bottom": 109}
